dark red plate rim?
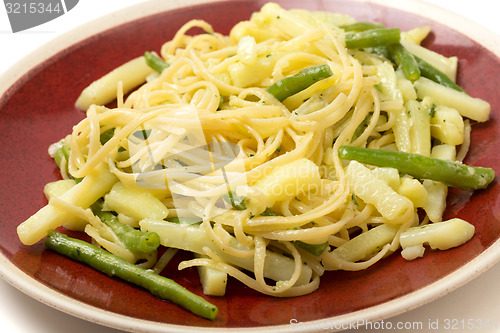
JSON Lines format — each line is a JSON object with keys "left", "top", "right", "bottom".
{"left": 0, "top": 0, "right": 499, "bottom": 330}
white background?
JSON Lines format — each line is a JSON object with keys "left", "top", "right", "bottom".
{"left": 0, "top": 1, "right": 499, "bottom": 332}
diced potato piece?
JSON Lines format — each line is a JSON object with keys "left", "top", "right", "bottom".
{"left": 230, "top": 21, "right": 281, "bottom": 44}
{"left": 430, "top": 105, "right": 464, "bottom": 145}
{"left": 327, "top": 224, "right": 399, "bottom": 263}
{"left": 346, "top": 160, "right": 412, "bottom": 221}
{"left": 44, "top": 179, "right": 77, "bottom": 200}
{"left": 236, "top": 36, "right": 257, "bottom": 65}
{"left": 400, "top": 218, "right": 475, "bottom": 252}
{"left": 422, "top": 179, "right": 448, "bottom": 222}
{"left": 401, "top": 40, "right": 458, "bottom": 81}
{"left": 75, "top": 56, "right": 154, "bottom": 110}
{"left": 43, "top": 179, "right": 87, "bottom": 231}
{"left": 397, "top": 177, "right": 427, "bottom": 208}
{"left": 196, "top": 254, "right": 228, "bottom": 296}
{"left": 376, "top": 62, "right": 404, "bottom": 105}
{"left": 104, "top": 182, "right": 169, "bottom": 221}
{"left": 431, "top": 143, "right": 456, "bottom": 161}
{"left": 422, "top": 144, "right": 455, "bottom": 222}
{"left": 407, "top": 100, "right": 431, "bottom": 156}
{"left": 401, "top": 25, "right": 431, "bottom": 45}
{"left": 371, "top": 167, "right": 400, "bottom": 190}
{"left": 414, "top": 77, "right": 490, "bottom": 122}
{"left": 393, "top": 105, "right": 412, "bottom": 153}
{"left": 322, "top": 147, "right": 335, "bottom": 166}
{"left": 397, "top": 75, "right": 417, "bottom": 102}
{"left": 228, "top": 54, "right": 276, "bottom": 87}
{"left": 400, "top": 245, "right": 426, "bottom": 260}
{"left": 17, "top": 163, "right": 118, "bottom": 245}
{"left": 252, "top": 158, "right": 321, "bottom": 206}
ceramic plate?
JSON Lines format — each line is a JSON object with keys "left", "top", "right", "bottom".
{"left": 1, "top": 0, "right": 499, "bottom": 332}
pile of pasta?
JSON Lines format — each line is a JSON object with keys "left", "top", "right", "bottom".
{"left": 18, "top": 3, "right": 494, "bottom": 298}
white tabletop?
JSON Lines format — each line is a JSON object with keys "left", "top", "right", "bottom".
{"left": 0, "top": 1, "right": 499, "bottom": 332}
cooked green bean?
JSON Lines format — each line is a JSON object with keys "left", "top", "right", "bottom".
{"left": 92, "top": 201, "right": 160, "bottom": 253}
{"left": 267, "top": 64, "right": 333, "bottom": 102}
{"left": 54, "top": 144, "right": 70, "bottom": 169}
{"left": 414, "top": 55, "right": 465, "bottom": 92}
{"left": 345, "top": 28, "right": 400, "bottom": 49}
{"left": 370, "top": 45, "right": 391, "bottom": 59}
{"left": 44, "top": 230, "right": 218, "bottom": 320}
{"left": 144, "top": 51, "right": 169, "bottom": 73}
{"left": 338, "top": 145, "right": 495, "bottom": 190}
{"left": 387, "top": 43, "right": 421, "bottom": 82}
{"left": 54, "top": 144, "right": 83, "bottom": 183}
{"left": 340, "top": 21, "right": 385, "bottom": 32}
{"left": 222, "top": 190, "right": 247, "bottom": 210}
{"left": 101, "top": 212, "right": 160, "bottom": 253}
{"left": 294, "top": 240, "right": 329, "bottom": 256}
{"left": 351, "top": 113, "right": 371, "bottom": 143}
{"left": 165, "top": 217, "right": 203, "bottom": 224}
{"left": 100, "top": 128, "right": 115, "bottom": 145}
{"left": 260, "top": 208, "right": 279, "bottom": 216}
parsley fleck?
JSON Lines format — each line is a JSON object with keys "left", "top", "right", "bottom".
{"left": 351, "top": 193, "right": 359, "bottom": 206}
{"left": 429, "top": 103, "right": 437, "bottom": 117}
